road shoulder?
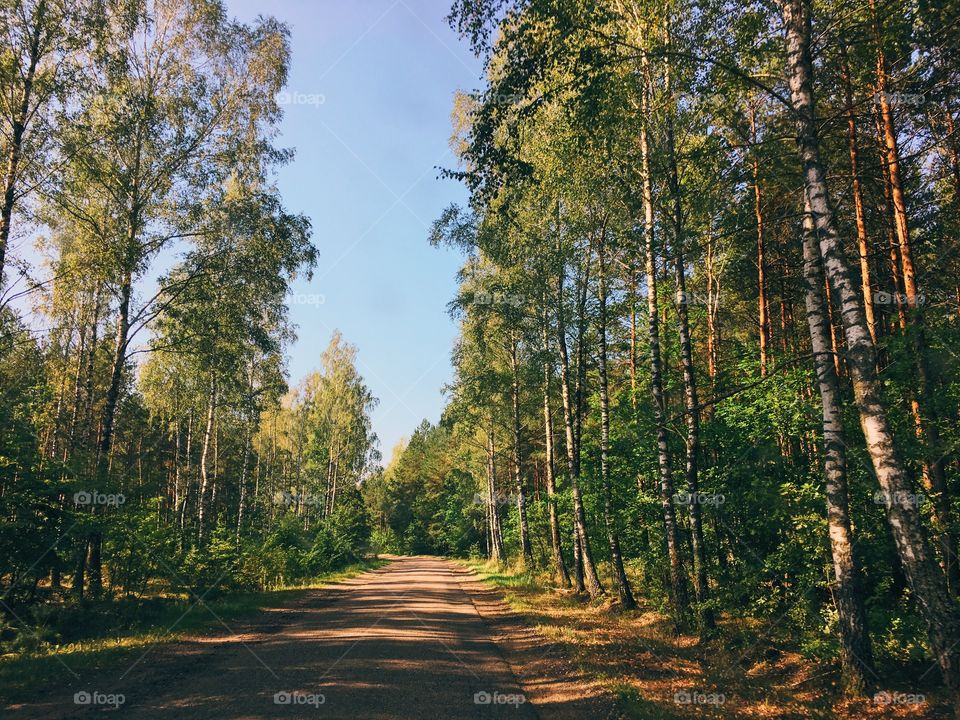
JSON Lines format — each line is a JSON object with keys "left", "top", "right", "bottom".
{"left": 452, "top": 561, "right": 624, "bottom": 720}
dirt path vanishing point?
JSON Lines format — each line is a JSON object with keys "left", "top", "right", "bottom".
{"left": 5, "top": 556, "right": 616, "bottom": 720}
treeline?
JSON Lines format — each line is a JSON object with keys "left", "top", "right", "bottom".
{"left": 0, "top": 0, "right": 377, "bottom": 628}
{"left": 371, "top": 0, "right": 960, "bottom": 705}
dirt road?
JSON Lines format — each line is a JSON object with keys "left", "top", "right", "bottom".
{"left": 6, "top": 557, "right": 606, "bottom": 719}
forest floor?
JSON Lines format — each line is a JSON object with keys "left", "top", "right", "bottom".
{"left": 1, "top": 556, "right": 609, "bottom": 719}
{"left": 459, "top": 559, "right": 953, "bottom": 719}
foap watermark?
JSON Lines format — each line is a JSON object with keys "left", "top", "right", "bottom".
{"left": 73, "top": 490, "right": 125, "bottom": 507}
{"left": 673, "top": 690, "right": 726, "bottom": 706}
{"left": 288, "top": 292, "right": 326, "bottom": 307}
{"left": 873, "top": 91, "right": 925, "bottom": 108}
{"left": 675, "top": 91, "right": 763, "bottom": 122}
{"left": 677, "top": 91, "right": 733, "bottom": 110}
{"left": 676, "top": 291, "right": 716, "bottom": 306}
{"left": 74, "top": 691, "right": 125, "bottom": 708}
{"left": 276, "top": 90, "right": 326, "bottom": 108}
{"left": 872, "top": 291, "right": 926, "bottom": 306}
{"left": 467, "top": 90, "right": 529, "bottom": 106}
{"left": 473, "top": 492, "right": 520, "bottom": 506}
{"left": 873, "top": 489, "right": 925, "bottom": 509}
{"left": 274, "top": 690, "right": 326, "bottom": 707}
{"left": 873, "top": 690, "right": 925, "bottom": 706}
{"left": 474, "top": 690, "right": 526, "bottom": 707}
{"left": 273, "top": 491, "right": 323, "bottom": 508}
{"left": 489, "top": 92, "right": 527, "bottom": 105}
{"left": 673, "top": 491, "right": 725, "bottom": 507}
{"left": 474, "top": 291, "right": 523, "bottom": 309}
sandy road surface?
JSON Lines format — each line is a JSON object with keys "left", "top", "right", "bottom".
{"left": 5, "top": 557, "right": 608, "bottom": 719}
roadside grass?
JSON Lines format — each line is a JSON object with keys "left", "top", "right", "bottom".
{"left": 0, "top": 558, "right": 388, "bottom": 705}
{"left": 459, "top": 558, "right": 949, "bottom": 720}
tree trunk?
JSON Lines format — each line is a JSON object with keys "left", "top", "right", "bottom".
{"left": 874, "top": 124, "right": 908, "bottom": 332}
{"left": 598, "top": 230, "right": 636, "bottom": 609}
{"left": 556, "top": 264, "right": 603, "bottom": 597}
{"left": 88, "top": 268, "right": 132, "bottom": 596}
{"left": 640, "top": 74, "right": 687, "bottom": 620}
{"left": 65, "top": 295, "right": 89, "bottom": 463}
{"left": 81, "top": 289, "right": 102, "bottom": 465}
{"left": 97, "top": 272, "right": 132, "bottom": 475}
{"left": 840, "top": 42, "right": 877, "bottom": 345}
{"left": 87, "top": 531, "right": 103, "bottom": 596}
{"left": 945, "top": 107, "right": 960, "bottom": 212}
{"left": 824, "top": 274, "right": 842, "bottom": 377}
{"left": 236, "top": 405, "right": 252, "bottom": 545}
{"left": 72, "top": 537, "right": 88, "bottom": 598}
{"left": 486, "top": 418, "right": 504, "bottom": 563}
{"left": 781, "top": 0, "right": 960, "bottom": 707}
{"left": 868, "top": 0, "right": 956, "bottom": 594}
{"left": 629, "top": 276, "right": 638, "bottom": 408}
{"left": 870, "top": 0, "right": 917, "bottom": 308}
{"left": 197, "top": 375, "right": 216, "bottom": 545}
{"left": 509, "top": 333, "right": 533, "bottom": 567}
{"left": 665, "top": 53, "right": 712, "bottom": 628}
{"left": 801, "top": 195, "right": 874, "bottom": 695}
{"left": 0, "top": 0, "right": 45, "bottom": 287}
{"left": 705, "top": 227, "right": 719, "bottom": 390}
{"left": 541, "top": 319, "right": 571, "bottom": 586}
{"left": 751, "top": 106, "right": 771, "bottom": 376}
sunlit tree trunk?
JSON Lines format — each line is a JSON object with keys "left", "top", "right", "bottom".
{"left": 556, "top": 264, "right": 603, "bottom": 597}
{"left": 840, "top": 42, "right": 877, "bottom": 346}
{"left": 782, "top": 0, "right": 960, "bottom": 706}
{"left": 664, "top": 47, "right": 711, "bottom": 627}
{"left": 870, "top": 0, "right": 917, "bottom": 308}
{"left": 640, "top": 68, "right": 686, "bottom": 620}
{"left": 750, "top": 106, "right": 771, "bottom": 376}
{"left": 597, "top": 228, "right": 635, "bottom": 608}
{"left": 541, "top": 319, "right": 570, "bottom": 586}
{"left": 801, "top": 196, "right": 874, "bottom": 695}
{"left": 509, "top": 332, "right": 533, "bottom": 567}
{"left": 705, "top": 227, "right": 719, "bottom": 395}
{"left": 868, "top": 0, "right": 956, "bottom": 594}
{"left": 197, "top": 374, "right": 216, "bottom": 545}
{"left": 236, "top": 366, "right": 254, "bottom": 544}
{"left": 486, "top": 417, "right": 504, "bottom": 563}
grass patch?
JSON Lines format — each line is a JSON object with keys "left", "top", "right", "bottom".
{"left": 457, "top": 559, "right": 948, "bottom": 720}
{"left": 0, "top": 558, "right": 387, "bottom": 705}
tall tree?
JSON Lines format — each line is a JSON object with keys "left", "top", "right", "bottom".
{"left": 781, "top": 0, "right": 960, "bottom": 704}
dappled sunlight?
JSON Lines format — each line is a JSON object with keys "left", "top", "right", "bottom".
{"left": 463, "top": 560, "right": 949, "bottom": 719}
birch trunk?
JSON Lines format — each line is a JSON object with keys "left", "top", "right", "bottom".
{"left": 782, "top": 0, "right": 960, "bottom": 705}
{"left": 801, "top": 196, "right": 874, "bottom": 694}
{"left": 197, "top": 376, "right": 216, "bottom": 545}
{"left": 665, "top": 50, "right": 712, "bottom": 628}
{"left": 556, "top": 266, "right": 603, "bottom": 597}
{"left": 509, "top": 333, "right": 533, "bottom": 566}
{"left": 486, "top": 419, "right": 504, "bottom": 563}
{"left": 640, "top": 70, "right": 687, "bottom": 619}
{"left": 598, "top": 232, "right": 636, "bottom": 608}
{"left": 541, "top": 319, "right": 571, "bottom": 585}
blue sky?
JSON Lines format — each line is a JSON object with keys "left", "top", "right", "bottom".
{"left": 225, "top": 0, "right": 482, "bottom": 458}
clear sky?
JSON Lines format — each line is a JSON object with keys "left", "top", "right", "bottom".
{"left": 224, "top": 0, "right": 482, "bottom": 458}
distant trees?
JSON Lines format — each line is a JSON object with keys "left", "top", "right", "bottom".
{"left": 0, "top": 0, "right": 375, "bottom": 613}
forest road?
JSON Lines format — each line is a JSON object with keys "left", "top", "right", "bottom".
{"left": 5, "top": 557, "right": 559, "bottom": 719}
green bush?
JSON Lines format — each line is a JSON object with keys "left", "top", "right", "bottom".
{"left": 180, "top": 524, "right": 257, "bottom": 598}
